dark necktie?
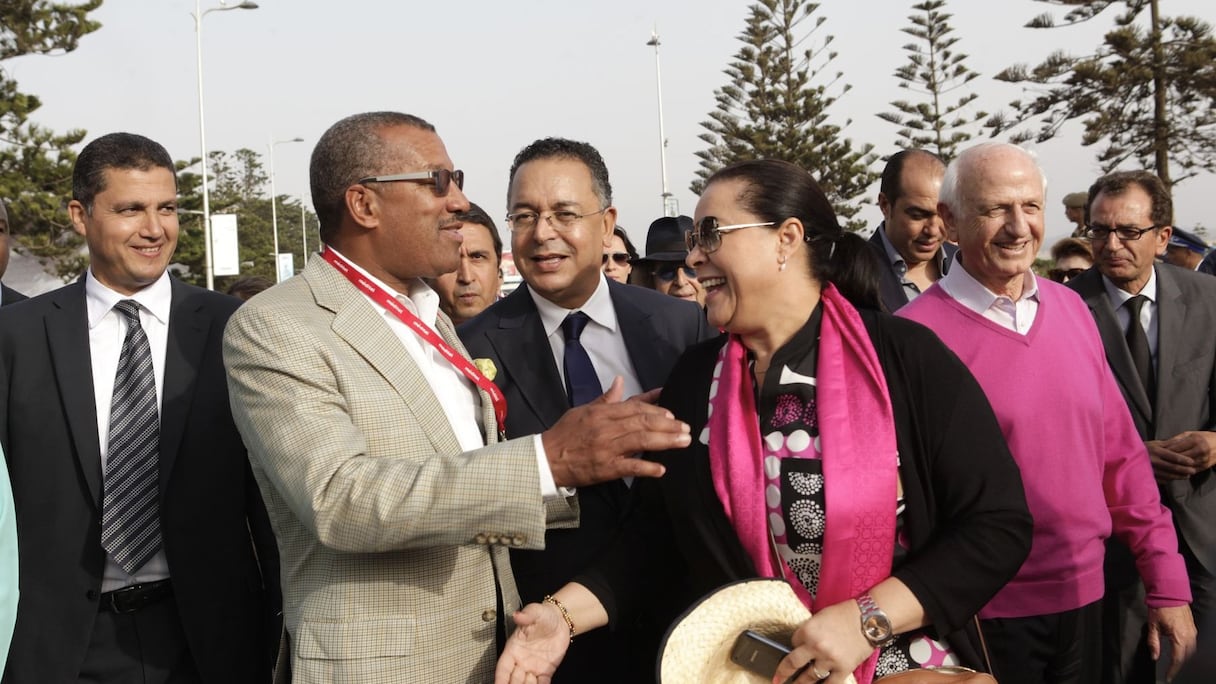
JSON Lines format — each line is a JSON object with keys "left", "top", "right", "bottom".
{"left": 100, "top": 300, "right": 163, "bottom": 574}
{"left": 562, "top": 312, "right": 602, "bottom": 407}
{"left": 1124, "top": 295, "right": 1155, "bottom": 403}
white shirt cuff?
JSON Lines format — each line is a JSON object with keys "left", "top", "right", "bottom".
{"left": 534, "top": 434, "right": 576, "bottom": 500}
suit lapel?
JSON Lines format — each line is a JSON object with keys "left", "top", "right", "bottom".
{"left": 1075, "top": 272, "right": 1153, "bottom": 424}
{"left": 487, "top": 288, "right": 568, "bottom": 429}
{"left": 1153, "top": 267, "right": 1187, "bottom": 434}
{"left": 45, "top": 282, "right": 104, "bottom": 508}
{"left": 159, "top": 280, "right": 208, "bottom": 492}
{"left": 308, "top": 260, "right": 460, "bottom": 455}
{"left": 610, "top": 283, "right": 667, "bottom": 389}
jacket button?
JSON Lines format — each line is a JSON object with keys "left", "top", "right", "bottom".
{"left": 482, "top": 609, "right": 497, "bottom": 623}
{"left": 512, "top": 534, "right": 526, "bottom": 546}
{"left": 86, "top": 589, "right": 98, "bottom": 601}
{"left": 474, "top": 533, "right": 488, "bottom": 544}
{"left": 487, "top": 533, "right": 500, "bottom": 545}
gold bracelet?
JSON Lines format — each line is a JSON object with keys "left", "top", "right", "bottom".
{"left": 543, "top": 594, "right": 576, "bottom": 642}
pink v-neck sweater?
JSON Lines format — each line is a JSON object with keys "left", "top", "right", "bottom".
{"left": 900, "top": 281, "right": 1190, "bottom": 618}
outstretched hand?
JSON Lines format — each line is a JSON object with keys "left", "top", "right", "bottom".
{"left": 542, "top": 377, "right": 691, "bottom": 487}
{"left": 495, "top": 602, "right": 571, "bottom": 684}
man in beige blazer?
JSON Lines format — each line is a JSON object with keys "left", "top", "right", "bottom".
{"left": 222, "top": 111, "right": 691, "bottom": 683}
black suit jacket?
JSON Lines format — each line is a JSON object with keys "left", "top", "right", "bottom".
{"left": 1069, "top": 265, "right": 1216, "bottom": 582}
{"left": 867, "top": 226, "right": 957, "bottom": 313}
{"left": 458, "top": 280, "right": 712, "bottom": 681}
{"left": 0, "top": 279, "right": 280, "bottom": 684}
{"left": 0, "top": 284, "right": 27, "bottom": 307}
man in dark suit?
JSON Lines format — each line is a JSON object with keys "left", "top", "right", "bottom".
{"left": 867, "top": 149, "right": 956, "bottom": 312}
{"left": 460, "top": 137, "right": 711, "bottom": 682}
{"left": 1068, "top": 170, "right": 1216, "bottom": 683}
{"left": 0, "top": 201, "right": 28, "bottom": 306}
{"left": 0, "top": 132, "right": 279, "bottom": 683}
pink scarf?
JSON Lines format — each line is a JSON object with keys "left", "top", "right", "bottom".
{"left": 708, "top": 284, "right": 898, "bottom": 684}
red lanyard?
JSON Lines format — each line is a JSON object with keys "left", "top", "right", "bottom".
{"left": 322, "top": 246, "right": 506, "bottom": 434}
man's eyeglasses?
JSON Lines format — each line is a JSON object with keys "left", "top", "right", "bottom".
{"left": 602, "top": 252, "right": 631, "bottom": 266}
{"left": 357, "top": 169, "right": 464, "bottom": 197}
{"left": 505, "top": 208, "right": 608, "bottom": 232}
{"left": 654, "top": 263, "right": 697, "bottom": 283}
{"left": 684, "top": 217, "right": 776, "bottom": 254}
{"left": 1082, "top": 224, "right": 1164, "bottom": 242}
{"left": 1047, "top": 267, "right": 1088, "bottom": 283}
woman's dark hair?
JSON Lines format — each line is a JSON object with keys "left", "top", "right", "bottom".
{"left": 705, "top": 159, "right": 881, "bottom": 311}
{"left": 611, "top": 225, "right": 639, "bottom": 261}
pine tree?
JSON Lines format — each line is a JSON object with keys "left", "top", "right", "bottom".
{"left": 0, "top": 0, "right": 102, "bottom": 279}
{"left": 692, "top": 0, "right": 879, "bottom": 230}
{"left": 877, "top": 0, "right": 984, "bottom": 163}
{"left": 987, "top": 0, "right": 1216, "bottom": 187}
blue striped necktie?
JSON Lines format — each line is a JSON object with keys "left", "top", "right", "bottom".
{"left": 100, "top": 300, "right": 163, "bottom": 574}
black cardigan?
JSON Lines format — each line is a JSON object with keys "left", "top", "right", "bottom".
{"left": 576, "top": 308, "right": 1032, "bottom": 673}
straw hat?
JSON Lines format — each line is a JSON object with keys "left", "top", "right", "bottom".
{"left": 658, "top": 578, "right": 857, "bottom": 684}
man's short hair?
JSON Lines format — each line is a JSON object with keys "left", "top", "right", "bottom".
{"left": 879, "top": 149, "right": 944, "bottom": 205}
{"left": 310, "top": 111, "right": 436, "bottom": 243}
{"left": 1086, "top": 170, "right": 1173, "bottom": 228}
{"left": 458, "top": 202, "right": 503, "bottom": 265}
{"left": 73, "top": 132, "right": 176, "bottom": 214}
{"left": 507, "top": 138, "right": 612, "bottom": 209}
{"left": 939, "top": 142, "right": 1047, "bottom": 215}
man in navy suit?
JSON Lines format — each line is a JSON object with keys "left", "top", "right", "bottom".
{"left": 867, "top": 150, "right": 955, "bottom": 312}
{"left": 1069, "top": 171, "right": 1213, "bottom": 683}
{"left": 459, "top": 137, "right": 711, "bottom": 682}
{"left": 0, "top": 133, "right": 279, "bottom": 683}
{"left": 0, "top": 201, "right": 28, "bottom": 306}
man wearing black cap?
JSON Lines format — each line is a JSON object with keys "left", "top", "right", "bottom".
{"left": 638, "top": 215, "right": 706, "bottom": 307}
{"left": 1164, "top": 227, "right": 1209, "bottom": 271}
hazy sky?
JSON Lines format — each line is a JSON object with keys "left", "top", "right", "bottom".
{"left": 7, "top": 0, "right": 1215, "bottom": 258}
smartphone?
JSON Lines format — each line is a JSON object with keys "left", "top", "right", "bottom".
{"left": 730, "top": 629, "right": 792, "bottom": 678}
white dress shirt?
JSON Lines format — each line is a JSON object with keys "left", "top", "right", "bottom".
{"left": 86, "top": 270, "right": 172, "bottom": 593}
{"left": 328, "top": 247, "right": 560, "bottom": 497}
{"left": 528, "top": 274, "right": 644, "bottom": 401}
{"left": 939, "top": 254, "right": 1041, "bottom": 334}
{"left": 1103, "top": 266, "right": 1159, "bottom": 365}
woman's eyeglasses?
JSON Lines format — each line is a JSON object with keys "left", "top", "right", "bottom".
{"left": 357, "top": 169, "right": 464, "bottom": 197}
{"left": 602, "top": 252, "right": 631, "bottom": 266}
{"left": 653, "top": 264, "right": 697, "bottom": 282}
{"left": 684, "top": 217, "right": 776, "bottom": 254}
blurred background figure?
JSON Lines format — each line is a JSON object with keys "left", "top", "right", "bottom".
{"left": 432, "top": 202, "right": 504, "bottom": 325}
{"left": 1048, "top": 237, "right": 1094, "bottom": 283}
{"left": 0, "top": 200, "right": 28, "bottom": 306}
{"left": 1063, "top": 191, "right": 1089, "bottom": 237}
{"left": 638, "top": 215, "right": 706, "bottom": 307}
{"left": 225, "top": 275, "right": 273, "bottom": 302}
{"left": 601, "top": 225, "right": 637, "bottom": 284}
{"left": 1163, "top": 227, "right": 1210, "bottom": 271}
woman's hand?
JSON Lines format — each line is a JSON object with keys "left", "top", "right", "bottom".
{"left": 772, "top": 600, "right": 871, "bottom": 684}
{"left": 494, "top": 602, "right": 570, "bottom": 684}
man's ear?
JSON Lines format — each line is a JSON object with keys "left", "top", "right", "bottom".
{"left": 939, "top": 201, "right": 960, "bottom": 243}
{"left": 601, "top": 207, "right": 618, "bottom": 248}
{"left": 1156, "top": 225, "right": 1173, "bottom": 257}
{"left": 878, "top": 192, "right": 892, "bottom": 221}
{"left": 345, "top": 184, "right": 379, "bottom": 230}
{"left": 68, "top": 200, "right": 89, "bottom": 237}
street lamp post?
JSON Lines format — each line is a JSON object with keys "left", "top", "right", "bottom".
{"left": 193, "top": 0, "right": 258, "bottom": 291}
{"left": 647, "top": 28, "right": 678, "bottom": 218}
{"left": 268, "top": 136, "right": 303, "bottom": 282}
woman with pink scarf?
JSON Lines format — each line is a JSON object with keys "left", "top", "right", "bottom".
{"left": 496, "top": 160, "right": 1032, "bottom": 684}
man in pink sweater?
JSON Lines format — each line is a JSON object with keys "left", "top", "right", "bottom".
{"left": 898, "top": 142, "right": 1195, "bottom": 684}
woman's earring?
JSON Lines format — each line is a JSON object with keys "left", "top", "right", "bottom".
{"left": 778, "top": 255, "right": 787, "bottom": 272}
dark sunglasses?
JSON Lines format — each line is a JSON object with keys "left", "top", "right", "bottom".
{"left": 602, "top": 252, "right": 631, "bottom": 266}
{"left": 654, "top": 264, "right": 697, "bottom": 283}
{"left": 1047, "top": 267, "right": 1088, "bottom": 283}
{"left": 684, "top": 217, "right": 776, "bottom": 254}
{"left": 357, "top": 169, "right": 465, "bottom": 197}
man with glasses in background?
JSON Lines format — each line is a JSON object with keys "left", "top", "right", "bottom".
{"left": 224, "top": 116, "right": 695, "bottom": 683}
{"left": 1067, "top": 170, "right": 1216, "bottom": 683}
{"left": 430, "top": 201, "right": 504, "bottom": 325}
{"left": 460, "top": 137, "right": 711, "bottom": 682}
{"left": 638, "top": 215, "right": 707, "bottom": 307}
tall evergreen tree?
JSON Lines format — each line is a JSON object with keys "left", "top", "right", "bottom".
{"left": 0, "top": 0, "right": 103, "bottom": 279}
{"left": 692, "top": 0, "right": 878, "bottom": 230}
{"left": 877, "top": 0, "right": 984, "bottom": 163}
{"left": 987, "top": 0, "right": 1216, "bottom": 187}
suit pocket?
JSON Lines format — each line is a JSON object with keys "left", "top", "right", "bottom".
{"left": 293, "top": 617, "right": 416, "bottom": 660}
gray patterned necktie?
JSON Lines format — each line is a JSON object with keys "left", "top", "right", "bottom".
{"left": 100, "top": 300, "right": 163, "bottom": 574}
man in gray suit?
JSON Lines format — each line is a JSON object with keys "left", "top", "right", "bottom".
{"left": 1068, "top": 170, "right": 1216, "bottom": 683}
{"left": 222, "top": 112, "right": 692, "bottom": 683}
